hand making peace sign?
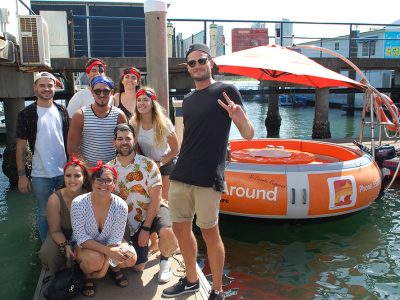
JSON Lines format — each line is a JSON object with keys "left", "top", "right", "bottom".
{"left": 217, "top": 91, "right": 246, "bottom": 121}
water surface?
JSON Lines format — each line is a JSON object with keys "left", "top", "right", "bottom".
{"left": 210, "top": 188, "right": 400, "bottom": 299}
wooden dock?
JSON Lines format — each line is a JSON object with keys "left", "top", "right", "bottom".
{"left": 33, "top": 250, "right": 210, "bottom": 300}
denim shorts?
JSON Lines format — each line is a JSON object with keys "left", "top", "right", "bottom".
{"left": 130, "top": 205, "right": 172, "bottom": 264}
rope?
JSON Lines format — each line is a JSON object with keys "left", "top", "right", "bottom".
{"left": 170, "top": 251, "right": 187, "bottom": 277}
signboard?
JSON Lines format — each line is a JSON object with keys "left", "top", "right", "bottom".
{"left": 221, "top": 171, "right": 287, "bottom": 216}
{"left": 384, "top": 32, "right": 400, "bottom": 58}
{"left": 231, "top": 28, "right": 269, "bottom": 52}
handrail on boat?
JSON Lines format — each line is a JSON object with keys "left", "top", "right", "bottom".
{"left": 294, "top": 45, "right": 400, "bottom": 190}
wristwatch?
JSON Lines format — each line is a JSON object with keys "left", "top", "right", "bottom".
{"left": 141, "top": 225, "right": 151, "bottom": 232}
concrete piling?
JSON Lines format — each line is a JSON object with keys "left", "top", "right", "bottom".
{"left": 144, "top": 0, "right": 169, "bottom": 114}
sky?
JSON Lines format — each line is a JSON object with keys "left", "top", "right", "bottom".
{"left": 166, "top": 0, "right": 399, "bottom": 25}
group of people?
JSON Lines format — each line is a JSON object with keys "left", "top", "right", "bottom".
{"left": 16, "top": 43, "right": 254, "bottom": 300}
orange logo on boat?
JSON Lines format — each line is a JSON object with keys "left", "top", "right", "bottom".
{"left": 327, "top": 176, "right": 357, "bottom": 210}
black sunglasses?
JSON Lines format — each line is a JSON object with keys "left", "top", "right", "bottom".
{"left": 187, "top": 57, "right": 209, "bottom": 68}
{"left": 93, "top": 89, "right": 111, "bottom": 96}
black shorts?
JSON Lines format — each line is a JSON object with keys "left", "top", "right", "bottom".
{"left": 159, "top": 158, "right": 176, "bottom": 176}
{"left": 130, "top": 205, "right": 172, "bottom": 265}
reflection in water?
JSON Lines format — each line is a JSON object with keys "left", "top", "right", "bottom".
{"left": 198, "top": 189, "right": 400, "bottom": 299}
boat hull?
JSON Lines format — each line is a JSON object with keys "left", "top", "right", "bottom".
{"left": 221, "top": 139, "right": 382, "bottom": 219}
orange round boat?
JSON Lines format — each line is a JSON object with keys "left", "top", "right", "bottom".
{"left": 221, "top": 139, "right": 382, "bottom": 219}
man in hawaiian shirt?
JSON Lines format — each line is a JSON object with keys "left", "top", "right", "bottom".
{"left": 108, "top": 123, "right": 177, "bottom": 283}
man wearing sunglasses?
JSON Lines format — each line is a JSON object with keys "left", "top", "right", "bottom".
{"left": 67, "top": 76, "right": 127, "bottom": 167}
{"left": 163, "top": 44, "right": 254, "bottom": 300}
{"left": 67, "top": 58, "right": 114, "bottom": 119}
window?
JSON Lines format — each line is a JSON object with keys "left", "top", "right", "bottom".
{"left": 369, "top": 41, "right": 376, "bottom": 56}
{"left": 334, "top": 42, "right": 339, "bottom": 50}
{"left": 361, "top": 37, "right": 377, "bottom": 57}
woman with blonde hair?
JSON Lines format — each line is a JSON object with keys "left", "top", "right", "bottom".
{"left": 113, "top": 67, "right": 141, "bottom": 120}
{"left": 131, "top": 87, "right": 180, "bottom": 200}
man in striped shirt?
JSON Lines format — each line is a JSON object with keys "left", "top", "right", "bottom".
{"left": 67, "top": 76, "right": 127, "bottom": 167}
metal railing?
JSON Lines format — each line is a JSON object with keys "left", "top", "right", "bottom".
{"left": 18, "top": 0, "right": 36, "bottom": 15}
{"left": 168, "top": 18, "right": 400, "bottom": 59}
{"left": 68, "top": 14, "right": 400, "bottom": 63}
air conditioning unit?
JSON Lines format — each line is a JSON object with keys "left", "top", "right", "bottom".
{"left": 17, "top": 15, "right": 51, "bottom": 67}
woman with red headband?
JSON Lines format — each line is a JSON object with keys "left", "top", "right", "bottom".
{"left": 131, "top": 87, "right": 180, "bottom": 201}
{"left": 113, "top": 67, "right": 141, "bottom": 120}
{"left": 71, "top": 161, "right": 136, "bottom": 297}
{"left": 38, "top": 155, "right": 90, "bottom": 275}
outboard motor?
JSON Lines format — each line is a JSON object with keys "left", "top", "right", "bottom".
{"left": 353, "top": 140, "right": 397, "bottom": 167}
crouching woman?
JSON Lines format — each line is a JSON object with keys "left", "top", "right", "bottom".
{"left": 71, "top": 162, "right": 136, "bottom": 297}
{"left": 38, "top": 155, "right": 90, "bottom": 274}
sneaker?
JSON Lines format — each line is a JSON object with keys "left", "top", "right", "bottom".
{"left": 162, "top": 277, "right": 199, "bottom": 297}
{"left": 208, "top": 290, "right": 225, "bottom": 300}
{"left": 158, "top": 260, "right": 172, "bottom": 283}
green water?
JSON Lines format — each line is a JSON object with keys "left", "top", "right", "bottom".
{"left": 214, "top": 187, "right": 400, "bottom": 299}
{"left": 0, "top": 168, "right": 41, "bottom": 300}
{"left": 0, "top": 105, "right": 397, "bottom": 299}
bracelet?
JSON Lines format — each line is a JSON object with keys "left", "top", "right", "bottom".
{"left": 141, "top": 225, "right": 151, "bottom": 232}
{"left": 17, "top": 169, "right": 26, "bottom": 177}
{"left": 159, "top": 161, "right": 164, "bottom": 167}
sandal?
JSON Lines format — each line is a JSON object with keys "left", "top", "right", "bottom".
{"left": 109, "top": 268, "right": 129, "bottom": 288}
{"left": 82, "top": 279, "right": 96, "bottom": 297}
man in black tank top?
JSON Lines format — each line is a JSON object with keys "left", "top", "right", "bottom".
{"left": 163, "top": 44, "right": 254, "bottom": 300}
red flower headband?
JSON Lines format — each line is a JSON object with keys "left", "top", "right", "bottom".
{"left": 64, "top": 154, "right": 87, "bottom": 174}
{"left": 90, "top": 160, "right": 118, "bottom": 181}
{"left": 86, "top": 60, "right": 107, "bottom": 74}
{"left": 121, "top": 68, "right": 141, "bottom": 82}
{"left": 136, "top": 89, "right": 157, "bottom": 101}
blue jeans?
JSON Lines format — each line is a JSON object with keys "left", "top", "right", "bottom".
{"left": 32, "top": 175, "right": 64, "bottom": 242}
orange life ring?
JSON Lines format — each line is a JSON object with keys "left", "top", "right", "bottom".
{"left": 231, "top": 148, "right": 315, "bottom": 164}
{"left": 375, "top": 94, "right": 399, "bottom": 132}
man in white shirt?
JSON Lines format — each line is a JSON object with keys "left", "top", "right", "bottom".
{"left": 67, "top": 58, "right": 113, "bottom": 119}
{"left": 16, "top": 72, "right": 69, "bottom": 242}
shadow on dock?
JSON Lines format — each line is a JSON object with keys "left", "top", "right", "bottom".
{"left": 33, "top": 251, "right": 210, "bottom": 300}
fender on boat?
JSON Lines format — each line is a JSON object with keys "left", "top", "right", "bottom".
{"left": 221, "top": 139, "right": 382, "bottom": 219}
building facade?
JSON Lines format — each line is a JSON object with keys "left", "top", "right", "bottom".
{"left": 31, "top": 0, "right": 146, "bottom": 58}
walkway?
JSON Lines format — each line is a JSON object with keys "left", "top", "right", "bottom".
{"left": 33, "top": 251, "right": 210, "bottom": 300}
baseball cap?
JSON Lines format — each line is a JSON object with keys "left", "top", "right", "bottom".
{"left": 34, "top": 72, "right": 57, "bottom": 83}
{"left": 186, "top": 43, "right": 211, "bottom": 58}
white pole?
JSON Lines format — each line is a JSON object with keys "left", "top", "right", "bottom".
{"left": 144, "top": 0, "right": 169, "bottom": 114}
